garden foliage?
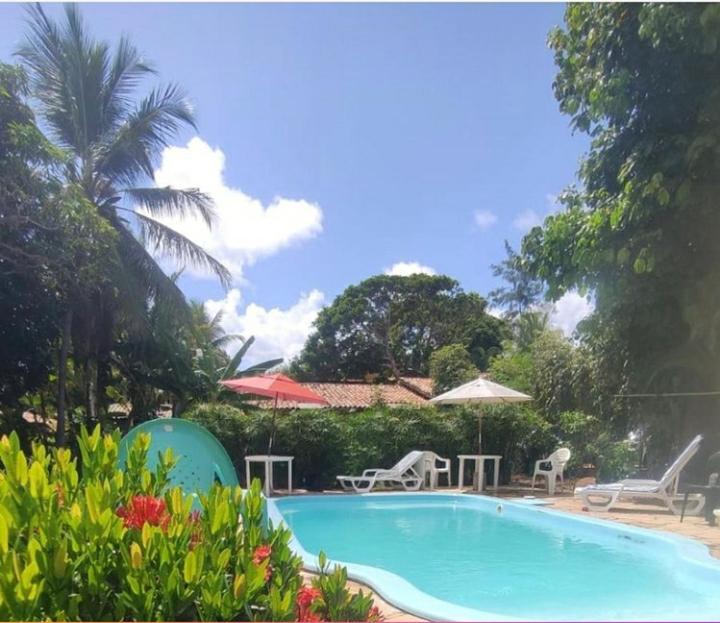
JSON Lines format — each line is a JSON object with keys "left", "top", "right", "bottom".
{"left": 0, "top": 426, "right": 379, "bottom": 621}
{"left": 184, "top": 401, "right": 635, "bottom": 488}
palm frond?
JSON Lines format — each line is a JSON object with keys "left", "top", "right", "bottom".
{"left": 135, "top": 212, "right": 231, "bottom": 288}
{"left": 17, "top": 4, "right": 77, "bottom": 149}
{"left": 18, "top": 4, "right": 111, "bottom": 154}
{"left": 209, "top": 307, "right": 224, "bottom": 331}
{"left": 115, "top": 223, "right": 188, "bottom": 311}
{"left": 212, "top": 333, "right": 245, "bottom": 349}
{"left": 102, "top": 35, "right": 154, "bottom": 130}
{"left": 95, "top": 83, "right": 196, "bottom": 187}
{"left": 126, "top": 186, "right": 214, "bottom": 228}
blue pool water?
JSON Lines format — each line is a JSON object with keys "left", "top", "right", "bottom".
{"left": 269, "top": 493, "right": 720, "bottom": 621}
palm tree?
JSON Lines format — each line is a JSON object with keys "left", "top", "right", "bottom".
{"left": 17, "top": 4, "right": 230, "bottom": 443}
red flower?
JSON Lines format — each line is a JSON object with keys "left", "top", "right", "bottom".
{"left": 366, "top": 605, "right": 383, "bottom": 622}
{"left": 252, "top": 544, "right": 272, "bottom": 565}
{"left": 117, "top": 495, "right": 170, "bottom": 531}
{"left": 252, "top": 544, "right": 273, "bottom": 582}
{"left": 296, "top": 585, "right": 323, "bottom": 622}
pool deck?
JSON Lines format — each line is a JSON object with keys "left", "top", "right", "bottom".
{"left": 286, "top": 484, "right": 720, "bottom": 621}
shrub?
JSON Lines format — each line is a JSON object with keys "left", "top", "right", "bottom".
{"left": 0, "top": 426, "right": 379, "bottom": 621}
{"left": 185, "top": 403, "right": 557, "bottom": 488}
{"left": 297, "top": 553, "right": 380, "bottom": 622}
{"left": 554, "top": 410, "right": 636, "bottom": 481}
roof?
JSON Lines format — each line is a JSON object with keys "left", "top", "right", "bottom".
{"left": 253, "top": 377, "right": 433, "bottom": 409}
{"left": 398, "top": 376, "right": 433, "bottom": 398}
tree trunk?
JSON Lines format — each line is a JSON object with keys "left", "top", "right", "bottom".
{"left": 86, "top": 356, "right": 98, "bottom": 425}
{"left": 56, "top": 308, "right": 72, "bottom": 447}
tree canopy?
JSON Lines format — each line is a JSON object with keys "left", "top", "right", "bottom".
{"left": 429, "top": 344, "right": 479, "bottom": 395}
{"left": 290, "top": 274, "right": 506, "bottom": 381}
{"left": 521, "top": 3, "right": 720, "bottom": 445}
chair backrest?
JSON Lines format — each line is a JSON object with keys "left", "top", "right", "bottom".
{"left": 659, "top": 434, "right": 702, "bottom": 486}
{"left": 391, "top": 450, "right": 425, "bottom": 475}
{"left": 118, "top": 419, "right": 239, "bottom": 506}
{"left": 549, "top": 447, "right": 571, "bottom": 465}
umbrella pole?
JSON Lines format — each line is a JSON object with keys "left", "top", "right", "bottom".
{"left": 268, "top": 394, "right": 278, "bottom": 455}
{"left": 477, "top": 409, "right": 483, "bottom": 454}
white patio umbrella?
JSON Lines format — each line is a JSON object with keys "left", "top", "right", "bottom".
{"left": 430, "top": 376, "right": 532, "bottom": 453}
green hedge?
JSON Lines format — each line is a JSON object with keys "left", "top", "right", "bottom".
{"left": 182, "top": 403, "right": 558, "bottom": 490}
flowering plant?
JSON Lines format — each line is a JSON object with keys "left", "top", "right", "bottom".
{"left": 296, "top": 552, "right": 383, "bottom": 622}
{"left": 0, "top": 426, "right": 379, "bottom": 621}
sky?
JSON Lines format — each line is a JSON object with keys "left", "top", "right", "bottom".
{"left": 0, "top": 2, "right": 592, "bottom": 365}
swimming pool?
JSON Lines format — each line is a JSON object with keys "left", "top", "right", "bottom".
{"left": 268, "top": 493, "right": 720, "bottom": 621}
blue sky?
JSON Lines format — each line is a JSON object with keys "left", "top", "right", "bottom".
{"left": 0, "top": 3, "right": 590, "bottom": 364}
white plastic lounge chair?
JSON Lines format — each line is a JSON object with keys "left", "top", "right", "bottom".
{"left": 575, "top": 435, "right": 705, "bottom": 515}
{"left": 532, "top": 447, "right": 571, "bottom": 495}
{"left": 337, "top": 451, "right": 424, "bottom": 493}
{"left": 420, "top": 451, "right": 452, "bottom": 489}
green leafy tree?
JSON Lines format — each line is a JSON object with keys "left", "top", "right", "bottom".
{"left": 0, "top": 63, "right": 60, "bottom": 412}
{"left": 290, "top": 274, "right": 506, "bottom": 381}
{"left": 521, "top": 3, "right": 720, "bottom": 451}
{"left": 0, "top": 63, "right": 121, "bottom": 444}
{"left": 16, "top": 5, "right": 230, "bottom": 432}
{"left": 429, "top": 344, "right": 479, "bottom": 395}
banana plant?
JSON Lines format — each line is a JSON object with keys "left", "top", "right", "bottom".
{"left": 192, "top": 336, "right": 283, "bottom": 404}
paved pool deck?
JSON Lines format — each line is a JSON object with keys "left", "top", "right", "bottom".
{"left": 290, "top": 484, "right": 720, "bottom": 621}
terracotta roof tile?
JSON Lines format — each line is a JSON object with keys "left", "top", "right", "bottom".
{"left": 399, "top": 376, "right": 434, "bottom": 398}
{"left": 254, "top": 379, "right": 433, "bottom": 409}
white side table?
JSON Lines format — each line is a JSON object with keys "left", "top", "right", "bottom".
{"left": 245, "top": 455, "right": 293, "bottom": 497}
{"left": 457, "top": 454, "right": 502, "bottom": 492}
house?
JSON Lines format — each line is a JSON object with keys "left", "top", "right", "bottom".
{"left": 253, "top": 377, "right": 433, "bottom": 409}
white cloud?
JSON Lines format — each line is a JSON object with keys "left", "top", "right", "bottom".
{"left": 204, "top": 288, "right": 326, "bottom": 366}
{"left": 474, "top": 210, "right": 498, "bottom": 230}
{"left": 143, "top": 137, "right": 323, "bottom": 283}
{"left": 549, "top": 291, "right": 593, "bottom": 337}
{"left": 487, "top": 306, "right": 504, "bottom": 319}
{"left": 512, "top": 209, "right": 542, "bottom": 231}
{"left": 384, "top": 261, "right": 437, "bottom": 277}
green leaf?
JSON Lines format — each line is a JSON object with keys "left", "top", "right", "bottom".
{"left": 0, "top": 514, "right": 8, "bottom": 554}
{"left": 183, "top": 550, "right": 197, "bottom": 584}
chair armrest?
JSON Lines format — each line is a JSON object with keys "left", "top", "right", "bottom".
{"left": 362, "top": 469, "right": 381, "bottom": 477}
{"left": 436, "top": 457, "right": 451, "bottom": 470}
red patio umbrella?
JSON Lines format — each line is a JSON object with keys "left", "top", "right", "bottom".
{"left": 220, "top": 373, "right": 328, "bottom": 453}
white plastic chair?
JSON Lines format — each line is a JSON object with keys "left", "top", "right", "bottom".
{"left": 575, "top": 435, "right": 705, "bottom": 515}
{"left": 532, "top": 447, "right": 571, "bottom": 495}
{"left": 337, "top": 451, "right": 424, "bottom": 493}
{"left": 421, "top": 451, "right": 451, "bottom": 489}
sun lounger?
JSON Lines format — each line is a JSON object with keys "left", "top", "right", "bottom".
{"left": 575, "top": 434, "right": 705, "bottom": 515}
{"left": 337, "top": 451, "right": 424, "bottom": 493}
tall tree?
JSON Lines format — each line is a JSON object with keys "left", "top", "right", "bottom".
{"left": 290, "top": 274, "right": 506, "bottom": 381}
{"left": 522, "top": 4, "right": 720, "bottom": 446}
{"left": 16, "top": 5, "right": 230, "bottom": 437}
{"left": 489, "top": 241, "right": 543, "bottom": 319}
